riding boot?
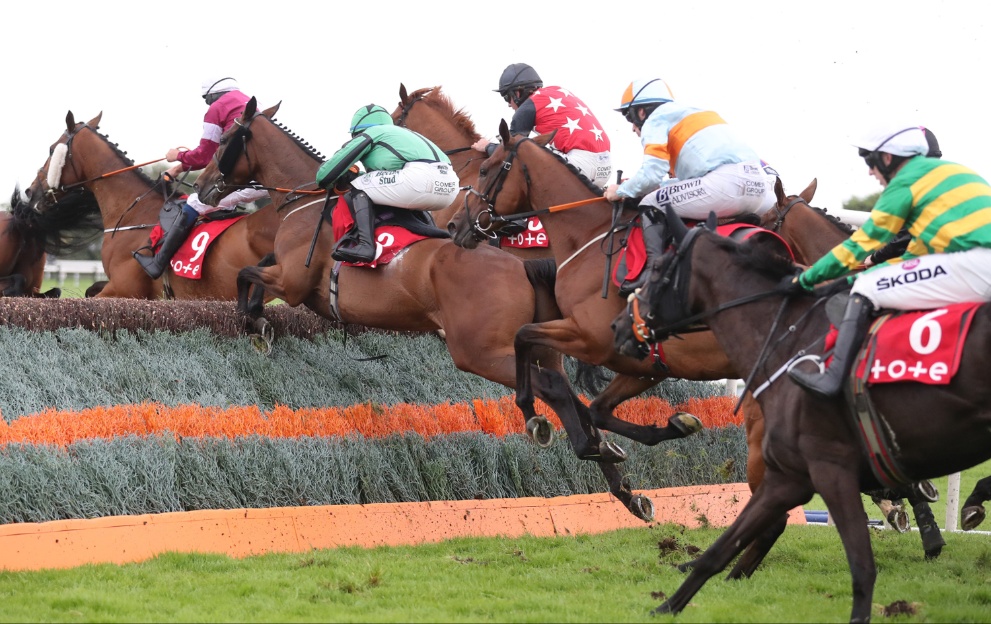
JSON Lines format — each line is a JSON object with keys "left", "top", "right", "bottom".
{"left": 133, "top": 202, "right": 199, "bottom": 279}
{"left": 332, "top": 190, "right": 377, "bottom": 263}
{"left": 619, "top": 209, "right": 669, "bottom": 296}
{"left": 788, "top": 294, "right": 875, "bottom": 399}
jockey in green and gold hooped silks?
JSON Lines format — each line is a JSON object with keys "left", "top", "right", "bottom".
{"left": 316, "top": 104, "right": 459, "bottom": 263}
{"left": 783, "top": 123, "right": 991, "bottom": 399}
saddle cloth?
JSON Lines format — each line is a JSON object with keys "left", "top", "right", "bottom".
{"left": 500, "top": 217, "right": 549, "bottom": 248}
{"left": 331, "top": 195, "right": 444, "bottom": 268}
{"left": 149, "top": 216, "right": 246, "bottom": 280}
{"left": 827, "top": 302, "right": 982, "bottom": 385}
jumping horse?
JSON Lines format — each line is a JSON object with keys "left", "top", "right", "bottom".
{"left": 23, "top": 111, "right": 281, "bottom": 300}
{"left": 613, "top": 208, "right": 991, "bottom": 621}
{"left": 762, "top": 178, "right": 947, "bottom": 558}
{"left": 193, "top": 98, "right": 666, "bottom": 517}
{"left": 392, "top": 83, "right": 551, "bottom": 260}
{"left": 448, "top": 120, "right": 772, "bottom": 513}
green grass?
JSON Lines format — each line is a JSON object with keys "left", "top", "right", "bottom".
{"left": 41, "top": 277, "right": 96, "bottom": 298}
{"left": 0, "top": 524, "right": 988, "bottom": 622}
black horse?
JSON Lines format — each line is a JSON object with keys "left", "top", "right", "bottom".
{"left": 611, "top": 208, "right": 991, "bottom": 622}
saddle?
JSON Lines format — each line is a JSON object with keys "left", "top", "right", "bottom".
{"left": 331, "top": 193, "right": 450, "bottom": 243}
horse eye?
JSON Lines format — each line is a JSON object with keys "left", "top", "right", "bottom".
{"left": 479, "top": 168, "right": 487, "bottom": 177}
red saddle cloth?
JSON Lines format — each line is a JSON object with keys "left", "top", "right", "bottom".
{"left": 500, "top": 217, "right": 549, "bottom": 248}
{"left": 612, "top": 221, "right": 792, "bottom": 288}
{"left": 149, "top": 216, "right": 246, "bottom": 280}
{"left": 331, "top": 196, "right": 430, "bottom": 267}
{"left": 827, "top": 302, "right": 982, "bottom": 385}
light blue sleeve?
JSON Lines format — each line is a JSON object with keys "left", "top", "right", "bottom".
{"left": 618, "top": 155, "right": 669, "bottom": 198}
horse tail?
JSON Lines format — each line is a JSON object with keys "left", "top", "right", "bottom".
{"left": 523, "top": 258, "right": 561, "bottom": 323}
{"left": 522, "top": 257, "right": 610, "bottom": 396}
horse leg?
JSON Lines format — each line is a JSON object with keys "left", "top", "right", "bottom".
{"left": 962, "top": 475, "right": 991, "bottom": 530}
{"left": 655, "top": 471, "right": 811, "bottom": 616}
{"left": 812, "top": 461, "right": 877, "bottom": 624}
{"left": 244, "top": 253, "right": 276, "bottom": 313}
{"left": 869, "top": 490, "right": 911, "bottom": 532}
{"left": 0, "top": 274, "right": 25, "bottom": 296}
{"left": 906, "top": 491, "right": 944, "bottom": 560}
{"left": 587, "top": 373, "right": 703, "bottom": 445}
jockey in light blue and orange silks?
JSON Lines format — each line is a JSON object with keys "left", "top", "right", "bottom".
{"left": 603, "top": 77, "right": 777, "bottom": 295}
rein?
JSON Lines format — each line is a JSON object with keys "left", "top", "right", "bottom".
{"left": 59, "top": 156, "right": 167, "bottom": 191}
{"left": 767, "top": 196, "right": 807, "bottom": 232}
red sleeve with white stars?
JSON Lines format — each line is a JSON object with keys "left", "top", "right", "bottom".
{"left": 528, "top": 86, "right": 611, "bottom": 154}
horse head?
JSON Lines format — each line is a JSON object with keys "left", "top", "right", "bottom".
{"left": 449, "top": 119, "right": 554, "bottom": 248}
{"left": 762, "top": 177, "right": 854, "bottom": 266}
{"left": 197, "top": 97, "right": 281, "bottom": 206}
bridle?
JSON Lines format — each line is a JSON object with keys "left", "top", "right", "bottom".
{"left": 766, "top": 195, "right": 807, "bottom": 232}
{"left": 206, "top": 112, "right": 324, "bottom": 208}
{"left": 461, "top": 137, "right": 535, "bottom": 240}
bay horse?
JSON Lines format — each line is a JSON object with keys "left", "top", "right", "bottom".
{"left": 614, "top": 209, "right": 991, "bottom": 621}
{"left": 392, "top": 83, "right": 551, "bottom": 260}
{"left": 22, "top": 111, "right": 280, "bottom": 300}
{"left": 194, "top": 98, "right": 663, "bottom": 518}
{"left": 763, "top": 177, "right": 948, "bottom": 558}
{"left": 447, "top": 120, "right": 767, "bottom": 500}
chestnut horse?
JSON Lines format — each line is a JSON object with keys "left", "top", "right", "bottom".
{"left": 194, "top": 98, "right": 668, "bottom": 518}
{"left": 615, "top": 210, "right": 991, "bottom": 621}
{"left": 448, "top": 121, "right": 770, "bottom": 503}
{"left": 23, "top": 111, "right": 280, "bottom": 300}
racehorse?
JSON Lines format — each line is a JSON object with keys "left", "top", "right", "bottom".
{"left": 763, "top": 178, "right": 947, "bottom": 558}
{"left": 613, "top": 208, "right": 991, "bottom": 621}
{"left": 22, "top": 111, "right": 281, "bottom": 300}
{"left": 193, "top": 98, "right": 664, "bottom": 518}
{"left": 447, "top": 121, "right": 772, "bottom": 512}
{"left": 391, "top": 84, "right": 550, "bottom": 260}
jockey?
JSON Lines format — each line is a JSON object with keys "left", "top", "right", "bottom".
{"left": 785, "top": 123, "right": 991, "bottom": 399}
{"left": 603, "top": 78, "right": 777, "bottom": 292}
{"left": 472, "top": 63, "right": 613, "bottom": 187}
{"left": 316, "top": 104, "right": 459, "bottom": 263}
{"left": 134, "top": 75, "right": 268, "bottom": 279}
{"left": 864, "top": 128, "right": 943, "bottom": 267}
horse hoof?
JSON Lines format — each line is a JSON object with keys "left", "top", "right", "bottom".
{"left": 887, "top": 508, "right": 911, "bottom": 533}
{"left": 652, "top": 602, "right": 676, "bottom": 616}
{"left": 924, "top": 546, "right": 943, "bottom": 560}
{"left": 599, "top": 440, "right": 628, "bottom": 463}
{"left": 629, "top": 494, "right": 655, "bottom": 522}
{"left": 914, "top": 479, "right": 939, "bottom": 503}
{"left": 526, "top": 417, "right": 554, "bottom": 448}
{"left": 961, "top": 505, "right": 986, "bottom": 531}
{"left": 669, "top": 412, "right": 703, "bottom": 437}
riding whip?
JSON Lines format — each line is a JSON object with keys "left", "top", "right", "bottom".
{"left": 305, "top": 193, "right": 334, "bottom": 268}
{"left": 601, "top": 170, "right": 623, "bottom": 299}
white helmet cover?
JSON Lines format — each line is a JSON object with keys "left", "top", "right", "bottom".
{"left": 201, "top": 76, "right": 239, "bottom": 97}
{"left": 853, "top": 124, "right": 930, "bottom": 157}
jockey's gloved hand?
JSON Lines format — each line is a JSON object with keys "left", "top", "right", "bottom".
{"left": 775, "top": 271, "right": 810, "bottom": 297}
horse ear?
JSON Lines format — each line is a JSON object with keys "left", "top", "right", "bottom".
{"left": 705, "top": 211, "right": 718, "bottom": 231}
{"left": 800, "top": 178, "right": 817, "bottom": 203}
{"left": 87, "top": 112, "right": 102, "bottom": 129}
{"left": 535, "top": 129, "right": 557, "bottom": 148}
{"left": 244, "top": 97, "right": 258, "bottom": 119}
{"left": 65, "top": 111, "right": 75, "bottom": 133}
{"left": 399, "top": 83, "right": 408, "bottom": 104}
{"left": 774, "top": 176, "right": 785, "bottom": 205}
{"left": 263, "top": 101, "right": 281, "bottom": 118}
{"left": 665, "top": 205, "right": 690, "bottom": 243}
{"left": 499, "top": 118, "right": 511, "bottom": 145}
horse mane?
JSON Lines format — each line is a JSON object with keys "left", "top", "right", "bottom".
{"left": 713, "top": 232, "right": 797, "bottom": 281}
{"left": 9, "top": 188, "right": 103, "bottom": 256}
{"left": 801, "top": 199, "right": 855, "bottom": 235}
{"left": 408, "top": 86, "right": 481, "bottom": 141}
{"left": 269, "top": 117, "right": 325, "bottom": 162}
{"left": 85, "top": 126, "right": 157, "bottom": 187}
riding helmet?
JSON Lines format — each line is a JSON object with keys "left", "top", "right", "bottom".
{"left": 349, "top": 104, "right": 394, "bottom": 135}
{"left": 495, "top": 63, "right": 543, "bottom": 95}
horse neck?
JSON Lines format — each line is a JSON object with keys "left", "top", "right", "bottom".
{"left": 780, "top": 202, "right": 851, "bottom": 265}
{"left": 687, "top": 235, "right": 828, "bottom": 376}
{"left": 70, "top": 135, "right": 158, "bottom": 227}
{"left": 246, "top": 129, "right": 321, "bottom": 200}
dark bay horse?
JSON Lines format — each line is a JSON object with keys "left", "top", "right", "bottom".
{"left": 193, "top": 98, "right": 665, "bottom": 517}
{"left": 615, "top": 210, "right": 991, "bottom": 621}
{"left": 764, "top": 177, "right": 948, "bottom": 558}
{"left": 23, "top": 111, "right": 280, "bottom": 300}
{"left": 392, "top": 84, "right": 551, "bottom": 260}
{"left": 448, "top": 120, "right": 763, "bottom": 491}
